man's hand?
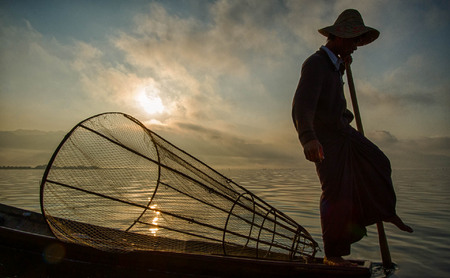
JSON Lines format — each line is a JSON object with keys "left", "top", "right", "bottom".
{"left": 303, "top": 139, "right": 325, "bottom": 163}
{"left": 342, "top": 55, "right": 353, "bottom": 66}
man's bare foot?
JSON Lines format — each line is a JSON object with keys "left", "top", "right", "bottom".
{"left": 323, "top": 256, "right": 357, "bottom": 267}
{"left": 386, "top": 215, "right": 413, "bottom": 233}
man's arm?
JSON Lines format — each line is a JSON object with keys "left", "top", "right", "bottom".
{"left": 292, "top": 56, "right": 325, "bottom": 163}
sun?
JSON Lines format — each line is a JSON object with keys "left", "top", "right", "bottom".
{"left": 137, "top": 86, "right": 165, "bottom": 115}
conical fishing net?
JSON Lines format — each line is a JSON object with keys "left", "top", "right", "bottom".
{"left": 40, "top": 112, "right": 318, "bottom": 261}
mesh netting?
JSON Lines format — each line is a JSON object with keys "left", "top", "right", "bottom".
{"left": 40, "top": 112, "right": 318, "bottom": 261}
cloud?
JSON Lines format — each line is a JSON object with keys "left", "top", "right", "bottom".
{"left": 0, "top": 130, "right": 66, "bottom": 166}
{"left": 72, "top": 41, "right": 144, "bottom": 106}
{"left": 108, "top": 1, "right": 299, "bottom": 134}
{"left": 2, "top": 126, "right": 447, "bottom": 170}
{"left": 367, "top": 130, "right": 450, "bottom": 169}
{"left": 351, "top": 51, "right": 449, "bottom": 138}
{"left": 1, "top": 1, "right": 449, "bottom": 170}
{"left": 114, "top": 2, "right": 254, "bottom": 76}
{"left": 0, "top": 17, "right": 172, "bottom": 130}
{"left": 380, "top": 54, "right": 449, "bottom": 105}
{"left": 369, "top": 130, "right": 399, "bottom": 144}
{"left": 407, "top": 136, "right": 450, "bottom": 156}
{"left": 149, "top": 121, "right": 303, "bottom": 169}
{"left": 0, "top": 20, "right": 98, "bottom": 130}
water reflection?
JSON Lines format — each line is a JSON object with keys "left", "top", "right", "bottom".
{"left": 149, "top": 204, "right": 159, "bottom": 236}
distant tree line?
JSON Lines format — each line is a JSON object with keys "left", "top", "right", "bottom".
{"left": 0, "top": 165, "right": 47, "bottom": 169}
{"left": 0, "top": 165, "right": 101, "bottom": 170}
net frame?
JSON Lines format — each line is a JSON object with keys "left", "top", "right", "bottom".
{"left": 40, "top": 112, "right": 318, "bottom": 261}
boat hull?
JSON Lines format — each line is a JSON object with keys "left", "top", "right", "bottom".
{"left": 0, "top": 204, "right": 371, "bottom": 277}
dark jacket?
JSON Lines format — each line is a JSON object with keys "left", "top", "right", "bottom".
{"left": 292, "top": 48, "right": 354, "bottom": 146}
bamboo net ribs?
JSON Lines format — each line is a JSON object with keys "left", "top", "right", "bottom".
{"left": 40, "top": 112, "right": 318, "bottom": 261}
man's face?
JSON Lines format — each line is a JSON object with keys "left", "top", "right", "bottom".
{"left": 336, "top": 37, "right": 360, "bottom": 58}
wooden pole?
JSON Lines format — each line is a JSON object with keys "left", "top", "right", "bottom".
{"left": 345, "top": 62, "right": 394, "bottom": 269}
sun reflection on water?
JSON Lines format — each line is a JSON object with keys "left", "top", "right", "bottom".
{"left": 149, "top": 204, "right": 160, "bottom": 236}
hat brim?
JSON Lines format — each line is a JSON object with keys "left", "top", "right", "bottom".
{"left": 318, "top": 26, "right": 380, "bottom": 46}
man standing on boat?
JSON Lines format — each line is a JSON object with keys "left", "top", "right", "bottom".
{"left": 292, "top": 9, "right": 413, "bottom": 267}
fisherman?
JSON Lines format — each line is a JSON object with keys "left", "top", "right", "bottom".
{"left": 292, "top": 9, "right": 413, "bottom": 267}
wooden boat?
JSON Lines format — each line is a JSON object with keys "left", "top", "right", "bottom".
{"left": 0, "top": 203, "right": 372, "bottom": 277}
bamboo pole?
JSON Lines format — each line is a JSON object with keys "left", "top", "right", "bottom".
{"left": 345, "top": 62, "right": 394, "bottom": 269}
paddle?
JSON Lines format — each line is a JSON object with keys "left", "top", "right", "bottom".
{"left": 345, "top": 62, "right": 394, "bottom": 270}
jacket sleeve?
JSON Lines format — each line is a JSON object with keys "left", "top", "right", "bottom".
{"left": 292, "top": 56, "right": 324, "bottom": 146}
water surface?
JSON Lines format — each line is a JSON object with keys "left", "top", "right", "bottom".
{"left": 1, "top": 167, "right": 449, "bottom": 277}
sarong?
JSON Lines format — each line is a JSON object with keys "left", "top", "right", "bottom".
{"left": 315, "top": 126, "right": 397, "bottom": 257}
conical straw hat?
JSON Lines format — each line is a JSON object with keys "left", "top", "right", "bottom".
{"left": 318, "top": 9, "right": 380, "bottom": 46}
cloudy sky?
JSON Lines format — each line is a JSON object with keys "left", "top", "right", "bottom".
{"left": 1, "top": 0, "right": 449, "bottom": 169}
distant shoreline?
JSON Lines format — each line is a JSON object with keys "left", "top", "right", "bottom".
{"left": 0, "top": 165, "right": 46, "bottom": 170}
{"left": 0, "top": 165, "right": 102, "bottom": 170}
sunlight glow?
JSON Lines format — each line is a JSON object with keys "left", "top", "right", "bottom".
{"left": 137, "top": 86, "right": 165, "bottom": 115}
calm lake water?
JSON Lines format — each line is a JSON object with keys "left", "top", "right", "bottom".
{"left": 1, "top": 167, "right": 449, "bottom": 278}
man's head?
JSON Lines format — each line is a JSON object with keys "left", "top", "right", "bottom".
{"left": 319, "top": 9, "right": 379, "bottom": 47}
{"left": 326, "top": 34, "right": 361, "bottom": 59}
